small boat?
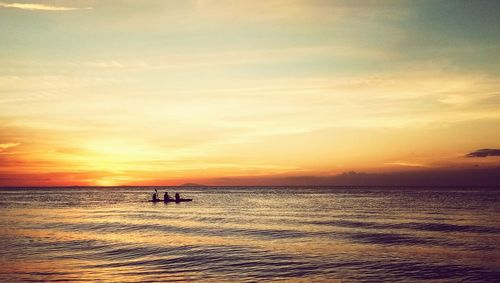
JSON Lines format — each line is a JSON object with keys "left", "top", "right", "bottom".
{"left": 149, "top": 198, "right": 193, "bottom": 203}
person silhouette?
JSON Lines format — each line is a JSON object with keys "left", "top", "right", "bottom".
{"left": 152, "top": 192, "right": 159, "bottom": 202}
{"left": 164, "top": 192, "right": 170, "bottom": 202}
{"left": 175, "top": 192, "right": 180, "bottom": 202}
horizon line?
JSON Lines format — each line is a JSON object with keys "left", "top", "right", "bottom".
{"left": 1, "top": 185, "right": 500, "bottom": 188}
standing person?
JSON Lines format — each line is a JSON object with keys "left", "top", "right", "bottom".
{"left": 175, "top": 192, "right": 180, "bottom": 202}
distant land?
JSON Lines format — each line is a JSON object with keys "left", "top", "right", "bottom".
{"left": 190, "top": 167, "right": 500, "bottom": 187}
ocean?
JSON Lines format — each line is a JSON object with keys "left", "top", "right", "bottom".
{"left": 0, "top": 186, "right": 499, "bottom": 282}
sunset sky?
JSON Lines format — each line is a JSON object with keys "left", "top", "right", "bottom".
{"left": 1, "top": 0, "right": 499, "bottom": 186}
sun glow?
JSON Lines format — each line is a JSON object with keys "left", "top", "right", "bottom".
{"left": 1, "top": 1, "right": 499, "bottom": 186}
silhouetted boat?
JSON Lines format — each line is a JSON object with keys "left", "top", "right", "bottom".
{"left": 149, "top": 198, "right": 193, "bottom": 203}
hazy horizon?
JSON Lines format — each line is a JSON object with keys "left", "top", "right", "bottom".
{"left": 1, "top": 166, "right": 499, "bottom": 187}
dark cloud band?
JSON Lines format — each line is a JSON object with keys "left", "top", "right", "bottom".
{"left": 466, "top": 149, "right": 500, "bottom": 158}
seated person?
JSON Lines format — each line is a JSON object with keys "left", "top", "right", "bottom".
{"left": 164, "top": 192, "right": 171, "bottom": 202}
{"left": 175, "top": 192, "right": 180, "bottom": 201}
{"left": 152, "top": 192, "right": 159, "bottom": 201}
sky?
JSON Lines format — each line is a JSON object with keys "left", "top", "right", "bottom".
{"left": 0, "top": 0, "right": 499, "bottom": 186}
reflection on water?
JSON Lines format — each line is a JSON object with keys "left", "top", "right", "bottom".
{"left": 0, "top": 187, "right": 499, "bottom": 282}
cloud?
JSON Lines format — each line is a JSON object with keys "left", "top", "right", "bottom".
{"left": 192, "top": 167, "right": 500, "bottom": 186}
{"left": 0, "top": 142, "right": 20, "bottom": 151}
{"left": 384, "top": 162, "right": 426, "bottom": 168}
{"left": 466, "top": 148, "right": 500, "bottom": 158}
{"left": 0, "top": 2, "right": 91, "bottom": 11}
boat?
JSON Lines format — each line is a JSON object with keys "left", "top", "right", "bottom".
{"left": 149, "top": 198, "right": 193, "bottom": 203}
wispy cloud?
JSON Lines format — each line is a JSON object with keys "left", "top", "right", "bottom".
{"left": 0, "top": 142, "right": 20, "bottom": 152}
{"left": 0, "top": 2, "right": 91, "bottom": 11}
{"left": 384, "top": 162, "right": 426, "bottom": 168}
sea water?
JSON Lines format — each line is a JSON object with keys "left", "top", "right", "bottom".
{"left": 0, "top": 187, "right": 499, "bottom": 282}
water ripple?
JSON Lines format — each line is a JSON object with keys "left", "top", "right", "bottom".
{"left": 1, "top": 186, "right": 499, "bottom": 282}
